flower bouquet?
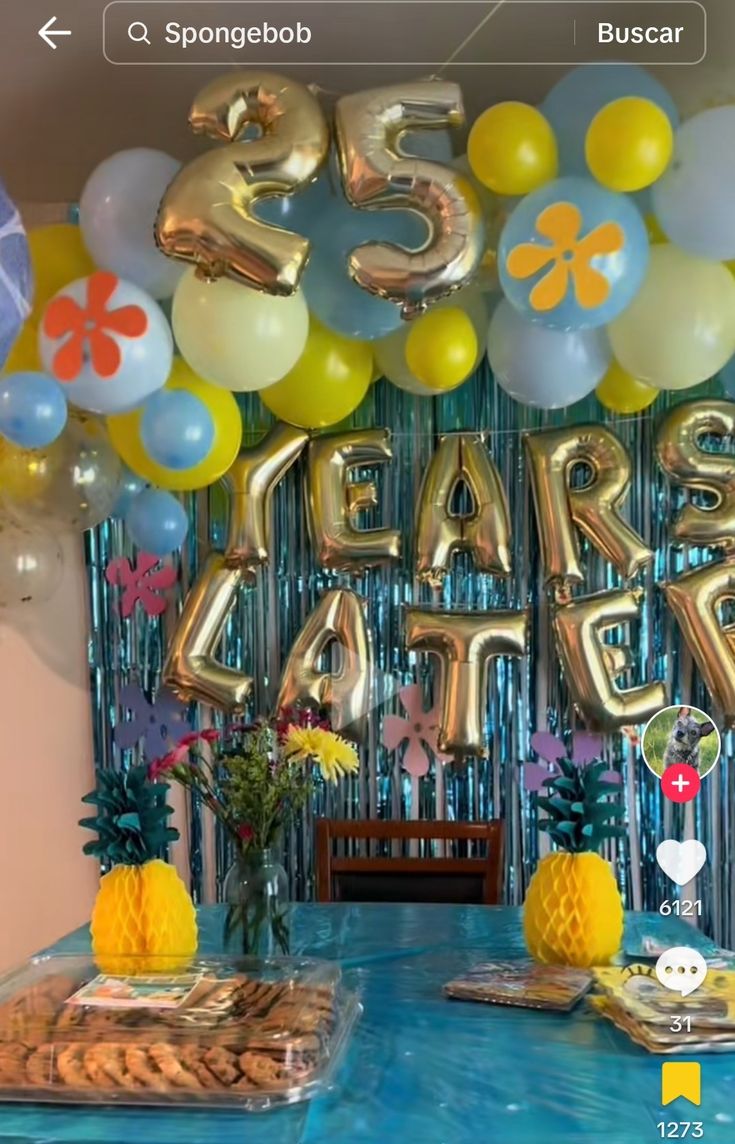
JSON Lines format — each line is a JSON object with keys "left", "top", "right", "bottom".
{"left": 151, "top": 709, "right": 359, "bottom": 956}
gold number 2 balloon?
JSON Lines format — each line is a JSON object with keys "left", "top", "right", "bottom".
{"left": 335, "top": 82, "right": 485, "bottom": 317}
{"left": 156, "top": 71, "right": 330, "bottom": 294}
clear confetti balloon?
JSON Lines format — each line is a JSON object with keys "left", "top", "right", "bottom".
{"left": 0, "top": 515, "right": 64, "bottom": 606}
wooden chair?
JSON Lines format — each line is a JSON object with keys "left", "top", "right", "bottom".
{"left": 315, "top": 819, "right": 504, "bottom": 905}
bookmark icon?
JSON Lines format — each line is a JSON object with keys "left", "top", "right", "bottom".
{"left": 661, "top": 1062, "right": 701, "bottom": 1107}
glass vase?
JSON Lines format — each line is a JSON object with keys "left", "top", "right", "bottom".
{"left": 223, "top": 847, "right": 290, "bottom": 957}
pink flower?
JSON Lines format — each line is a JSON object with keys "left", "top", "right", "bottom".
{"left": 178, "top": 731, "right": 202, "bottom": 748}
{"left": 382, "top": 684, "right": 452, "bottom": 778}
{"left": 148, "top": 742, "right": 189, "bottom": 781}
{"left": 524, "top": 730, "right": 621, "bottom": 792}
{"left": 199, "top": 728, "right": 221, "bottom": 744}
{"left": 236, "top": 823, "right": 253, "bottom": 842}
{"left": 105, "top": 554, "right": 176, "bottom": 618}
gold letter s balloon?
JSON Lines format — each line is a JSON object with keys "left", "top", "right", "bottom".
{"left": 335, "top": 82, "right": 485, "bottom": 316}
{"left": 665, "top": 561, "right": 735, "bottom": 726}
{"left": 656, "top": 401, "right": 735, "bottom": 551}
{"left": 156, "top": 71, "right": 329, "bottom": 294}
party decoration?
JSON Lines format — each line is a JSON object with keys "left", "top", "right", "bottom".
{"left": 405, "top": 609, "right": 528, "bottom": 756}
{"left": 156, "top": 71, "right": 329, "bottom": 293}
{"left": 125, "top": 488, "right": 188, "bottom": 555}
{"left": 665, "top": 562, "right": 735, "bottom": 727}
{"left": 376, "top": 286, "right": 487, "bottom": 394}
{"left": 608, "top": 245, "right": 735, "bottom": 390}
{"left": 415, "top": 433, "right": 511, "bottom": 587}
{"left": 80, "top": 148, "right": 184, "bottom": 299}
{"left": 163, "top": 552, "right": 252, "bottom": 710}
{"left": 335, "top": 82, "right": 485, "bottom": 315}
{"left": 0, "top": 182, "right": 32, "bottom": 371}
{"left": 0, "top": 516, "right": 63, "bottom": 607}
{"left": 2, "top": 322, "right": 41, "bottom": 374}
{"left": 585, "top": 97, "right": 673, "bottom": 192}
{"left": 524, "top": 425, "right": 652, "bottom": 587}
{"left": 499, "top": 176, "right": 649, "bottom": 329}
{"left": 105, "top": 554, "right": 177, "bottom": 619}
{"left": 656, "top": 401, "right": 735, "bottom": 552}
{"left": 467, "top": 101, "right": 558, "bottom": 196}
{"left": 452, "top": 155, "right": 509, "bottom": 293}
{"left": 652, "top": 107, "right": 735, "bottom": 260}
{"left": 306, "top": 430, "right": 401, "bottom": 572}
{"left": 260, "top": 317, "right": 373, "bottom": 429}
{"left": 141, "top": 388, "right": 215, "bottom": 471}
{"left": 524, "top": 730, "right": 620, "bottom": 794}
{"left": 487, "top": 300, "right": 610, "bottom": 409}
{"left": 172, "top": 268, "right": 309, "bottom": 392}
{"left": 113, "top": 682, "right": 190, "bottom": 757}
{"left": 405, "top": 308, "right": 477, "bottom": 392}
{"left": 80, "top": 765, "right": 197, "bottom": 974}
{"left": 595, "top": 360, "right": 658, "bottom": 415}
{"left": 111, "top": 464, "right": 147, "bottom": 518}
{"left": 0, "top": 372, "right": 67, "bottom": 447}
{"left": 276, "top": 588, "right": 373, "bottom": 741}
{"left": 25, "top": 224, "right": 94, "bottom": 327}
{"left": 553, "top": 589, "right": 667, "bottom": 730}
{"left": 382, "top": 684, "right": 452, "bottom": 778}
{"left": 39, "top": 271, "right": 173, "bottom": 415}
{"left": 524, "top": 751, "right": 624, "bottom": 967}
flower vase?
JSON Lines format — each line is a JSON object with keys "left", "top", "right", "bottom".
{"left": 223, "top": 848, "right": 290, "bottom": 957}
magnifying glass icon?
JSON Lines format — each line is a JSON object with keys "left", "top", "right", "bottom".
{"left": 127, "top": 21, "right": 151, "bottom": 45}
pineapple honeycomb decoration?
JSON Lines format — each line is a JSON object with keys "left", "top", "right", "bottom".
{"left": 524, "top": 755, "right": 625, "bottom": 968}
{"left": 80, "top": 765, "right": 198, "bottom": 974}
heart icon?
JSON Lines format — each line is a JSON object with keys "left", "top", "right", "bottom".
{"left": 656, "top": 839, "right": 707, "bottom": 885}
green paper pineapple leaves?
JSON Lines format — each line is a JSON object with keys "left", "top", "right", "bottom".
{"left": 80, "top": 765, "right": 179, "bottom": 867}
{"left": 536, "top": 756, "right": 626, "bottom": 854}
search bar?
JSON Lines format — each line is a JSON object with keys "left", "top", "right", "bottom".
{"left": 103, "top": 1, "right": 707, "bottom": 66}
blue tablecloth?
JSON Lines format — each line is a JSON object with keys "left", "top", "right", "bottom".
{"left": 1, "top": 905, "right": 733, "bottom": 1144}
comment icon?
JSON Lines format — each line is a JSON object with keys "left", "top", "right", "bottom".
{"left": 655, "top": 947, "right": 708, "bottom": 997}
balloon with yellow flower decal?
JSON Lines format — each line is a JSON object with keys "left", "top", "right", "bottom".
{"left": 498, "top": 176, "right": 649, "bottom": 330}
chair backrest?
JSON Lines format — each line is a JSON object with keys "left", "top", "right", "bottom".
{"left": 315, "top": 819, "right": 504, "bottom": 905}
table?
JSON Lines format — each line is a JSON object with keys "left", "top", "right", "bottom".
{"left": 1, "top": 905, "right": 733, "bottom": 1144}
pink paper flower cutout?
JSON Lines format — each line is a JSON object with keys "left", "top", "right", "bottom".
{"left": 105, "top": 553, "right": 176, "bottom": 618}
{"left": 382, "top": 684, "right": 452, "bottom": 777}
{"left": 524, "top": 729, "right": 620, "bottom": 792}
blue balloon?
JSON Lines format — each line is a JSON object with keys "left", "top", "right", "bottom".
{"left": 125, "top": 488, "right": 188, "bottom": 555}
{"left": 0, "top": 372, "right": 67, "bottom": 448}
{"left": 111, "top": 464, "right": 147, "bottom": 518}
{"left": 0, "top": 179, "right": 33, "bottom": 371}
{"left": 542, "top": 64, "right": 679, "bottom": 176}
{"left": 141, "top": 389, "right": 215, "bottom": 470}
{"left": 498, "top": 176, "right": 649, "bottom": 331}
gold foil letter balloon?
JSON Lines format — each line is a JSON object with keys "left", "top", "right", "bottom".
{"left": 334, "top": 82, "right": 485, "bottom": 316}
{"left": 665, "top": 561, "right": 735, "bottom": 726}
{"left": 553, "top": 589, "right": 666, "bottom": 730}
{"left": 405, "top": 609, "right": 528, "bottom": 757}
{"left": 306, "top": 429, "right": 401, "bottom": 573}
{"left": 276, "top": 590, "right": 373, "bottom": 742}
{"left": 524, "top": 425, "right": 652, "bottom": 589}
{"left": 415, "top": 434, "right": 511, "bottom": 587}
{"left": 156, "top": 71, "right": 329, "bottom": 293}
{"left": 656, "top": 401, "right": 735, "bottom": 551}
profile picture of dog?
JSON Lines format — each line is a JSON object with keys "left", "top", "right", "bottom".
{"left": 642, "top": 705, "right": 721, "bottom": 779}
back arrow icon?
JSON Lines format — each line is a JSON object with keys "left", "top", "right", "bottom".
{"left": 39, "top": 16, "right": 72, "bottom": 49}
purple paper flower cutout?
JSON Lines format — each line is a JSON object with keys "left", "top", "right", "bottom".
{"left": 524, "top": 729, "right": 620, "bottom": 793}
{"left": 114, "top": 683, "right": 190, "bottom": 759}
{"left": 382, "top": 684, "right": 452, "bottom": 777}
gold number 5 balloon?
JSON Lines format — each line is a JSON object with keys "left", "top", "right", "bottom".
{"left": 156, "top": 71, "right": 329, "bottom": 295}
{"left": 335, "top": 82, "right": 485, "bottom": 317}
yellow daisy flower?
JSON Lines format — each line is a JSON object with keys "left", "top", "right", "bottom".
{"left": 282, "top": 725, "right": 326, "bottom": 762}
{"left": 314, "top": 732, "right": 360, "bottom": 784}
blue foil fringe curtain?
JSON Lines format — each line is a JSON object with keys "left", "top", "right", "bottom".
{"left": 84, "top": 361, "right": 734, "bottom": 948}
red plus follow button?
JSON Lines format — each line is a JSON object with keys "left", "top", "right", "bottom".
{"left": 661, "top": 763, "right": 701, "bottom": 804}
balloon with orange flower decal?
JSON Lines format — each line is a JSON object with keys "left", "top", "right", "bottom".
{"left": 38, "top": 271, "right": 173, "bottom": 415}
{"left": 498, "top": 176, "right": 649, "bottom": 330}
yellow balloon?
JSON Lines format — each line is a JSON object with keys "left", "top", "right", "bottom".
{"left": 585, "top": 97, "right": 674, "bottom": 192}
{"left": 405, "top": 308, "right": 478, "bottom": 392}
{"left": 596, "top": 360, "right": 659, "bottom": 414}
{"left": 2, "top": 322, "right": 41, "bottom": 374}
{"left": 27, "top": 225, "right": 96, "bottom": 326}
{"left": 107, "top": 359, "right": 242, "bottom": 490}
{"left": 467, "top": 102, "right": 558, "bottom": 196}
{"left": 0, "top": 437, "right": 61, "bottom": 506}
{"left": 644, "top": 214, "right": 668, "bottom": 245}
{"left": 260, "top": 316, "right": 372, "bottom": 429}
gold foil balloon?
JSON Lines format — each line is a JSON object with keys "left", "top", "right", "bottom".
{"left": 224, "top": 424, "right": 308, "bottom": 577}
{"left": 276, "top": 589, "right": 373, "bottom": 742}
{"left": 553, "top": 589, "right": 667, "bottom": 730}
{"left": 306, "top": 430, "right": 401, "bottom": 572}
{"left": 0, "top": 515, "right": 64, "bottom": 607}
{"left": 162, "top": 552, "right": 252, "bottom": 710}
{"left": 665, "top": 561, "right": 735, "bottom": 726}
{"left": 524, "top": 425, "right": 652, "bottom": 589}
{"left": 156, "top": 71, "right": 329, "bottom": 294}
{"left": 405, "top": 608, "right": 528, "bottom": 756}
{"left": 415, "top": 434, "right": 511, "bottom": 588}
{"left": 335, "top": 81, "right": 485, "bottom": 317}
{"left": 656, "top": 401, "right": 735, "bottom": 552}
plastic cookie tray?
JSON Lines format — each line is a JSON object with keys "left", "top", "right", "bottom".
{"left": 0, "top": 953, "right": 361, "bottom": 1111}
